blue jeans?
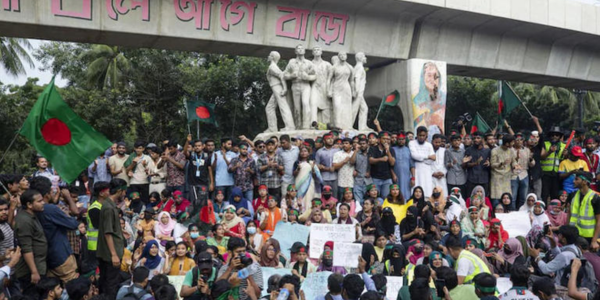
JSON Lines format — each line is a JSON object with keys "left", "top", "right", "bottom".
{"left": 354, "top": 184, "right": 367, "bottom": 205}
{"left": 373, "top": 178, "right": 392, "bottom": 199}
{"left": 511, "top": 176, "right": 529, "bottom": 211}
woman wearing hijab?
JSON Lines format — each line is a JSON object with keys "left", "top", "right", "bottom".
{"left": 449, "top": 187, "right": 467, "bottom": 210}
{"left": 409, "top": 186, "right": 426, "bottom": 213}
{"left": 440, "top": 220, "right": 462, "bottom": 252}
{"left": 531, "top": 200, "right": 550, "bottom": 230}
{"left": 428, "top": 251, "right": 449, "bottom": 271}
{"left": 466, "top": 185, "right": 492, "bottom": 219}
{"left": 485, "top": 218, "right": 509, "bottom": 252}
{"left": 519, "top": 193, "right": 537, "bottom": 213}
{"left": 360, "top": 243, "right": 380, "bottom": 274}
{"left": 382, "top": 184, "right": 412, "bottom": 223}
{"left": 378, "top": 207, "right": 400, "bottom": 243}
{"left": 499, "top": 192, "right": 513, "bottom": 212}
{"left": 259, "top": 239, "right": 284, "bottom": 268}
{"left": 155, "top": 211, "right": 176, "bottom": 248}
{"left": 136, "top": 239, "right": 165, "bottom": 279}
{"left": 300, "top": 198, "right": 332, "bottom": 224}
{"left": 546, "top": 199, "right": 568, "bottom": 230}
{"left": 317, "top": 249, "right": 347, "bottom": 274}
{"left": 356, "top": 198, "right": 380, "bottom": 243}
{"left": 221, "top": 205, "right": 246, "bottom": 239}
{"left": 230, "top": 187, "right": 252, "bottom": 223}
{"left": 406, "top": 239, "right": 425, "bottom": 265}
{"left": 461, "top": 206, "right": 485, "bottom": 247}
{"left": 399, "top": 206, "right": 426, "bottom": 242}
{"left": 429, "top": 186, "right": 447, "bottom": 219}
{"left": 383, "top": 244, "right": 406, "bottom": 277}
{"left": 492, "top": 238, "right": 526, "bottom": 275}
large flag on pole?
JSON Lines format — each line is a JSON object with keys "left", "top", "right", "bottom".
{"left": 375, "top": 90, "right": 400, "bottom": 120}
{"left": 471, "top": 112, "right": 491, "bottom": 134}
{"left": 498, "top": 81, "right": 521, "bottom": 122}
{"left": 186, "top": 100, "right": 217, "bottom": 125}
{"left": 19, "top": 77, "right": 112, "bottom": 183}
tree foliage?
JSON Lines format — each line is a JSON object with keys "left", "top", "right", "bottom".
{"left": 0, "top": 37, "right": 34, "bottom": 77}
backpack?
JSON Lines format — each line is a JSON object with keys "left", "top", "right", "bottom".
{"left": 560, "top": 248, "right": 598, "bottom": 294}
{"left": 122, "top": 285, "right": 148, "bottom": 300}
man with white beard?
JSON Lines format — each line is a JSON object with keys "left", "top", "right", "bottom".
{"left": 409, "top": 126, "right": 436, "bottom": 197}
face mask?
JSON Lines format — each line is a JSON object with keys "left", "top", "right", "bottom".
{"left": 323, "top": 258, "right": 333, "bottom": 267}
{"left": 432, "top": 192, "right": 441, "bottom": 198}
{"left": 550, "top": 210, "right": 559, "bottom": 215}
{"left": 247, "top": 227, "right": 257, "bottom": 234}
{"left": 414, "top": 247, "right": 423, "bottom": 254}
{"left": 323, "top": 194, "right": 332, "bottom": 200}
{"left": 190, "top": 233, "right": 200, "bottom": 239}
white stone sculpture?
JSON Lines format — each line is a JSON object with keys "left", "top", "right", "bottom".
{"left": 310, "top": 46, "right": 333, "bottom": 125}
{"left": 328, "top": 51, "right": 354, "bottom": 130}
{"left": 264, "top": 51, "right": 295, "bottom": 132}
{"left": 352, "top": 52, "right": 370, "bottom": 131}
{"left": 284, "top": 45, "right": 316, "bottom": 129}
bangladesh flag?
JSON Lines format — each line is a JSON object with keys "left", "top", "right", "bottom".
{"left": 19, "top": 78, "right": 112, "bottom": 183}
{"left": 470, "top": 112, "right": 491, "bottom": 134}
{"left": 498, "top": 81, "right": 521, "bottom": 121}
{"left": 186, "top": 100, "right": 217, "bottom": 125}
{"left": 382, "top": 90, "right": 400, "bottom": 107}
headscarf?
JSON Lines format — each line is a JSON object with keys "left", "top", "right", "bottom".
{"left": 487, "top": 218, "right": 509, "bottom": 251}
{"left": 221, "top": 205, "right": 244, "bottom": 230}
{"left": 411, "top": 186, "right": 426, "bottom": 213}
{"left": 407, "top": 240, "right": 424, "bottom": 265}
{"left": 469, "top": 248, "right": 495, "bottom": 273}
{"left": 385, "top": 244, "right": 406, "bottom": 276}
{"left": 156, "top": 211, "right": 176, "bottom": 237}
{"left": 428, "top": 251, "right": 444, "bottom": 270}
{"left": 259, "top": 239, "right": 281, "bottom": 267}
{"left": 532, "top": 201, "right": 550, "bottom": 229}
{"left": 309, "top": 208, "right": 327, "bottom": 224}
{"left": 516, "top": 236, "right": 529, "bottom": 258}
{"left": 361, "top": 243, "right": 379, "bottom": 271}
{"left": 142, "top": 240, "right": 162, "bottom": 270}
{"left": 129, "top": 192, "right": 144, "bottom": 213}
{"left": 430, "top": 186, "right": 446, "bottom": 212}
{"left": 470, "top": 185, "right": 486, "bottom": 199}
{"left": 498, "top": 238, "right": 523, "bottom": 264}
{"left": 450, "top": 187, "right": 467, "bottom": 210}
{"left": 400, "top": 206, "right": 422, "bottom": 235}
{"left": 499, "top": 193, "right": 512, "bottom": 211}
{"left": 379, "top": 207, "right": 397, "bottom": 236}
{"left": 230, "top": 187, "right": 248, "bottom": 212}
{"left": 520, "top": 193, "right": 537, "bottom": 212}
{"left": 546, "top": 199, "right": 568, "bottom": 227}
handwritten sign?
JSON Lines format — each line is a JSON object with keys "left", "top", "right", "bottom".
{"left": 309, "top": 224, "right": 355, "bottom": 258}
{"left": 333, "top": 243, "right": 362, "bottom": 268}
{"left": 261, "top": 267, "right": 292, "bottom": 296}
{"left": 167, "top": 275, "right": 186, "bottom": 294}
{"left": 385, "top": 276, "right": 403, "bottom": 300}
{"left": 496, "top": 277, "right": 513, "bottom": 294}
{"left": 301, "top": 271, "right": 333, "bottom": 300}
{"left": 272, "top": 221, "right": 311, "bottom": 259}
{"left": 495, "top": 212, "right": 532, "bottom": 238}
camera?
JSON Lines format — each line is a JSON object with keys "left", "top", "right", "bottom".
{"left": 451, "top": 113, "right": 472, "bottom": 129}
{"left": 239, "top": 254, "right": 252, "bottom": 267}
{"left": 201, "top": 274, "right": 209, "bottom": 282}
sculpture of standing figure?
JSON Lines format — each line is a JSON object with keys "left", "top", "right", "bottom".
{"left": 352, "top": 52, "right": 370, "bottom": 131}
{"left": 328, "top": 52, "right": 354, "bottom": 130}
{"left": 284, "top": 45, "right": 316, "bottom": 129}
{"left": 264, "top": 51, "right": 295, "bottom": 132}
{"left": 310, "top": 46, "right": 333, "bottom": 125}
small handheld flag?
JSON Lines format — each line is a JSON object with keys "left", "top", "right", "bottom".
{"left": 185, "top": 100, "right": 217, "bottom": 125}
{"left": 375, "top": 90, "right": 400, "bottom": 120}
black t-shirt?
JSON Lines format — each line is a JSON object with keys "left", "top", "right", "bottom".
{"left": 368, "top": 146, "right": 395, "bottom": 180}
{"left": 187, "top": 152, "right": 212, "bottom": 186}
{"left": 529, "top": 135, "right": 544, "bottom": 180}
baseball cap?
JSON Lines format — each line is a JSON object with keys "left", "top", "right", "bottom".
{"left": 196, "top": 252, "right": 213, "bottom": 271}
{"left": 571, "top": 146, "right": 585, "bottom": 158}
{"left": 290, "top": 242, "right": 307, "bottom": 253}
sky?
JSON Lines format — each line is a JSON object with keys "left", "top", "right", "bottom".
{"left": 0, "top": 39, "right": 68, "bottom": 87}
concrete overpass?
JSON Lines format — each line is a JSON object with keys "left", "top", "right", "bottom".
{"left": 2, "top": 0, "right": 600, "bottom": 90}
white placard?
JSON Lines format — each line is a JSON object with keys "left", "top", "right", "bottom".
{"left": 495, "top": 212, "right": 532, "bottom": 238}
{"left": 309, "top": 224, "right": 356, "bottom": 258}
{"left": 261, "top": 267, "right": 292, "bottom": 296}
{"left": 333, "top": 243, "right": 363, "bottom": 268}
{"left": 496, "top": 277, "right": 513, "bottom": 294}
{"left": 301, "top": 271, "right": 333, "bottom": 300}
{"left": 385, "top": 276, "right": 404, "bottom": 300}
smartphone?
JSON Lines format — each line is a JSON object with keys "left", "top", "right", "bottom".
{"left": 543, "top": 224, "right": 550, "bottom": 235}
{"left": 435, "top": 279, "right": 446, "bottom": 297}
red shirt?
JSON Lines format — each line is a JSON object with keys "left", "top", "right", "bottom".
{"left": 162, "top": 198, "right": 191, "bottom": 214}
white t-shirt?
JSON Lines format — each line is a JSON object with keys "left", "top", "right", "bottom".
{"left": 333, "top": 150, "right": 354, "bottom": 188}
{"left": 130, "top": 155, "right": 152, "bottom": 185}
{"left": 109, "top": 154, "right": 130, "bottom": 185}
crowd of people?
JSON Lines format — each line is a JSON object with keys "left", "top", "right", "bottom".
{"left": 0, "top": 114, "right": 600, "bottom": 300}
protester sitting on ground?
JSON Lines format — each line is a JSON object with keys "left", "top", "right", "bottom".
{"left": 473, "top": 273, "right": 498, "bottom": 300}
{"left": 315, "top": 273, "right": 344, "bottom": 300}
{"left": 116, "top": 266, "right": 152, "bottom": 300}
{"left": 498, "top": 264, "right": 539, "bottom": 299}
{"left": 65, "top": 276, "right": 95, "bottom": 300}
{"left": 529, "top": 225, "right": 580, "bottom": 286}
{"left": 398, "top": 264, "right": 439, "bottom": 300}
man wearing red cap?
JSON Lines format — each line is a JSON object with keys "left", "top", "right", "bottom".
{"left": 559, "top": 146, "right": 589, "bottom": 194}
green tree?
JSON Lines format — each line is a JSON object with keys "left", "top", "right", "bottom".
{"left": 0, "top": 37, "right": 34, "bottom": 78}
{"left": 79, "top": 45, "right": 131, "bottom": 90}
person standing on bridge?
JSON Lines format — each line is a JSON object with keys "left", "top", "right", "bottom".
{"left": 284, "top": 45, "right": 316, "bottom": 130}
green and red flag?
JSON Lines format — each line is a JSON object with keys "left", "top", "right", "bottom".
{"left": 471, "top": 112, "right": 491, "bottom": 134}
{"left": 19, "top": 77, "right": 112, "bottom": 183}
{"left": 382, "top": 90, "right": 400, "bottom": 107}
{"left": 186, "top": 100, "right": 217, "bottom": 125}
{"left": 498, "top": 81, "right": 521, "bottom": 122}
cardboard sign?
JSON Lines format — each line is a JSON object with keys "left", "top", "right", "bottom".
{"left": 309, "top": 224, "right": 355, "bottom": 258}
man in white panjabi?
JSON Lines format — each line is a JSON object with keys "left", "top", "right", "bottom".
{"left": 310, "top": 46, "right": 333, "bottom": 125}
{"left": 431, "top": 133, "right": 448, "bottom": 197}
{"left": 409, "top": 126, "right": 436, "bottom": 197}
{"left": 352, "top": 52, "right": 370, "bottom": 131}
{"left": 264, "top": 51, "right": 295, "bottom": 132}
{"left": 284, "top": 45, "right": 316, "bottom": 129}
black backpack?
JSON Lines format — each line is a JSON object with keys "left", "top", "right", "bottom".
{"left": 559, "top": 248, "right": 598, "bottom": 294}
{"left": 122, "top": 285, "right": 149, "bottom": 300}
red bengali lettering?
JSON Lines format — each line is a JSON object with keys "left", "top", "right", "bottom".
{"left": 275, "top": 6, "right": 310, "bottom": 41}
{"left": 173, "top": 0, "right": 214, "bottom": 30}
{"left": 219, "top": 0, "right": 257, "bottom": 33}
{"left": 312, "top": 11, "right": 348, "bottom": 45}
{"left": 2, "top": 0, "right": 19, "bottom": 11}
{"left": 51, "top": 0, "right": 92, "bottom": 20}
{"left": 107, "top": 0, "right": 150, "bottom": 21}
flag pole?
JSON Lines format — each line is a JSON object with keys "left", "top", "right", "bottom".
{"left": 197, "top": 120, "right": 200, "bottom": 140}
{"left": 0, "top": 181, "right": 12, "bottom": 199}
{"left": 374, "top": 100, "right": 384, "bottom": 121}
{"left": 504, "top": 81, "right": 535, "bottom": 118}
